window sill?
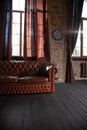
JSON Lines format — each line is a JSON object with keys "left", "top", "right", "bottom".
{"left": 71, "top": 57, "right": 87, "bottom": 61}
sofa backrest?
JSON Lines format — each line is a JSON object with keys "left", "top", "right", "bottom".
{"left": 0, "top": 61, "right": 40, "bottom": 76}
{"left": 0, "top": 60, "right": 53, "bottom": 76}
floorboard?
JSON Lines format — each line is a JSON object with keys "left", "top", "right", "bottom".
{"left": 0, "top": 80, "right": 87, "bottom": 130}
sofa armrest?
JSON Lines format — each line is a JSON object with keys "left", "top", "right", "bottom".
{"left": 48, "top": 66, "right": 57, "bottom": 81}
{"left": 37, "top": 64, "right": 57, "bottom": 78}
{"left": 48, "top": 66, "right": 57, "bottom": 92}
{"left": 36, "top": 63, "right": 57, "bottom": 92}
{"left": 36, "top": 65, "right": 49, "bottom": 77}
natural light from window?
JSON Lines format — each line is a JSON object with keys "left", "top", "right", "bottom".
{"left": 12, "top": 0, "right": 25, "bottom": 11}
{"left": 12, "top": 0, "right": 25, "bottom": 56}
{"left": 72, "top": 0, "right": 87, "bottom": 57}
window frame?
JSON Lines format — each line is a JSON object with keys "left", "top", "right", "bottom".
{"left": 11, "top": 0, "right": 47, "bottom": 60}
{"left": 72, "top": 17, "right": 87, "bottom": 60}
{"left": 12, "top": 10, "right": 24, "bottom": 57}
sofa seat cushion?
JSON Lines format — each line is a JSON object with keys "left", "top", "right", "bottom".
{"left": 18, "top": 76, "right": 48, "bottom": 83}
{"left": 0, "top": 75, "right": 19, "bottom": 82}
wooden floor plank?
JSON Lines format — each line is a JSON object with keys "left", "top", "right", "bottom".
{"left": 42, "top": 94, "right": 63, "bottom": 130}
{"left": 23, "top": 95, "right": 33, "bottom": 130}
{"left": 45, "top": 94, "right": 74, "bottom": 130}
{"left": 51, "top": 94, "right": 83, "bottom": 130}
{"left": 55, "top": 82, "right": 87, "bottom": 130}
{"left": 0, "top": 81, "right": 87, "bottom": 130}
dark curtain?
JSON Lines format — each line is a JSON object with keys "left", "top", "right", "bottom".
{"left": 65, "top": 0, "right": 84, "bottom": 83}
{"left": 24, "top": 0, "right": 35, "bottom": 60}
{"left": 0, "top": 0, "right": 12, "bottom": 60}
{"left": 24, "top": 0, "right": 50, "bottom": 61}
{"left": 43, "top": 0, "right": 50, "bottom": 62}
{"left": 0, "top": 0, "right": 5, "bottom": 58}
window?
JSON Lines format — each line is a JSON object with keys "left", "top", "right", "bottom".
{"left": 12, "top": 0, "right": 47, "bottom": 58}
{"left": 72, "top": 0, "right": 87, "bottom": 58}
{"left": 12, "top": 0, "right": 25, "bottom": 56}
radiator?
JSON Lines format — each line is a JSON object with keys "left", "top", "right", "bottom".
{"left": 80, "top": 63, "right": 87, "bottom": 77}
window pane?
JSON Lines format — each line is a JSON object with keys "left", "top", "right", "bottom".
{"left": 37, "top": 12, "right": 43, "bottom": 25}
{"left": 22, "top": 13, "right": 25, "bottom": 34}
{"left": 82, "top": 1, "right": 87, "bottom": 17}
{"left": 13, "top": 13, "right": 20, "bottom": 24}
{"left": 72, "top": 39, "right": 80, "bottom": 57}
{"left": 83, "top": 20, "right": 87, "bottom": 39}
{"left": 37, "top": 0, "right": 43, "bottom": 10}
{"left": 12, "top": 0, "right": 25, "bottom": 11}
{"left": 83, "top": 19, "right": 87, "bottom": 56}
{"left": 27, "top": 49, "right": 31, "bottom": 57}
{"left": 83, "top": 20, "right": 87, "bottom": 29}
{"left": 12, "top": 34, "right": 20, "bottom": 56}
{"left": 12, "top": 13, "right": 20, "bottom": 56}
{"left": 83, "top": 39, "right": 87, "bottom": 56}
{"left": 21, "top": 13, "right": 24, "bottom": 56}
{"left": 21, "top": 45, "right": 24, "bottom": 56}
{"left": 12, "top": 46, "right": 20, "bottom": 56}
{"left": 12, "top": 35, "right": 20, "bottom": 45}
{"left": 38, "top": 37, "right": 44, "bottom": 48}
{"left": 12, "top": 12, "right": 25, "bottom": 56}
{"left": 37, "top": 25, "right": 43, "bottom": 37}
{"left": 12, "top": 13, "right": 20, "bottom": 35}
{"left": 72, "top": 29, "right": 81, "bottom": 57}
{"left": 38, "top": 50, "right": 44, "bottom": 57}
{"left": 12, "top": 24, "right": 20, "bottom": 34}
{"left": 83, "top": 47, "right": 87, "bottom": 56}
{"left": 83, "top": 30, "right": 87, "bottom": 38}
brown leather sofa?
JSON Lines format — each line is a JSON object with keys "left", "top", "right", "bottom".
{"left": 0, "top": 60, "right": 57, "bottom": 94}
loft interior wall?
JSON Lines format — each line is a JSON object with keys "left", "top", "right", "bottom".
{"left": 47, "top": 0, "right": 71, "bottom": 82}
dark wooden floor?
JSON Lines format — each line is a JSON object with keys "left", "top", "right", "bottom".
{"left": 0, "top": 80, "right": 87, "bottom": 130}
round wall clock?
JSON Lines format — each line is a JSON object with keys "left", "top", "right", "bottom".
{"left": 52, "top": 29, "right": 63, "bottom": 41}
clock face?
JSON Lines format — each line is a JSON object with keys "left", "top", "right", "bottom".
{"left": 52, "top": 29, "right": 63, "bottom": 41}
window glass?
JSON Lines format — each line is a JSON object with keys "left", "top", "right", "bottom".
{"left": 12, "top": 0, "right": 45, "bottom": 58}
{"left": 37, "top": 0, "right": 43, "bottom": 10}
{"left": 83, "top": 20, "right": 87, "bottom": 56}
{"left": 12, "top": 12, "right": 20, "bottom": 56}
{"left": 72, "top": 0, "right": 87, "bottom": 58}
{"left": 12, "top": 42, "right": 20, "bottom": 56}
{"left": 12, "top": 14, "right": 20, "bottom": 34}
{"left": 72, "top": 29, "right": 81, "bottom": 57}
{"left": 83, "top": 39, "right": 87, "bottom": 56}
{"left": 82, "top": 1, "right": 87, "bottom": 17}
{"left": 12, "top": 0, "right": 25, "bottom": 11}
{"left": 12, "top": 1, "right": 25, "bottom": 56}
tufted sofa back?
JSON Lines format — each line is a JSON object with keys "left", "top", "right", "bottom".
{"left": 0, "top": 60, "right": 42, "bottom": 76}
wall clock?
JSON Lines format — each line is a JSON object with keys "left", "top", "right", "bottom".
{"left": 52, "top": 29, "right": 63, "bottom": 41}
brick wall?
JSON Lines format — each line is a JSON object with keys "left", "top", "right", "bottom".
{"left": 47, "top": 0, "right": 71, "bottom": 82}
